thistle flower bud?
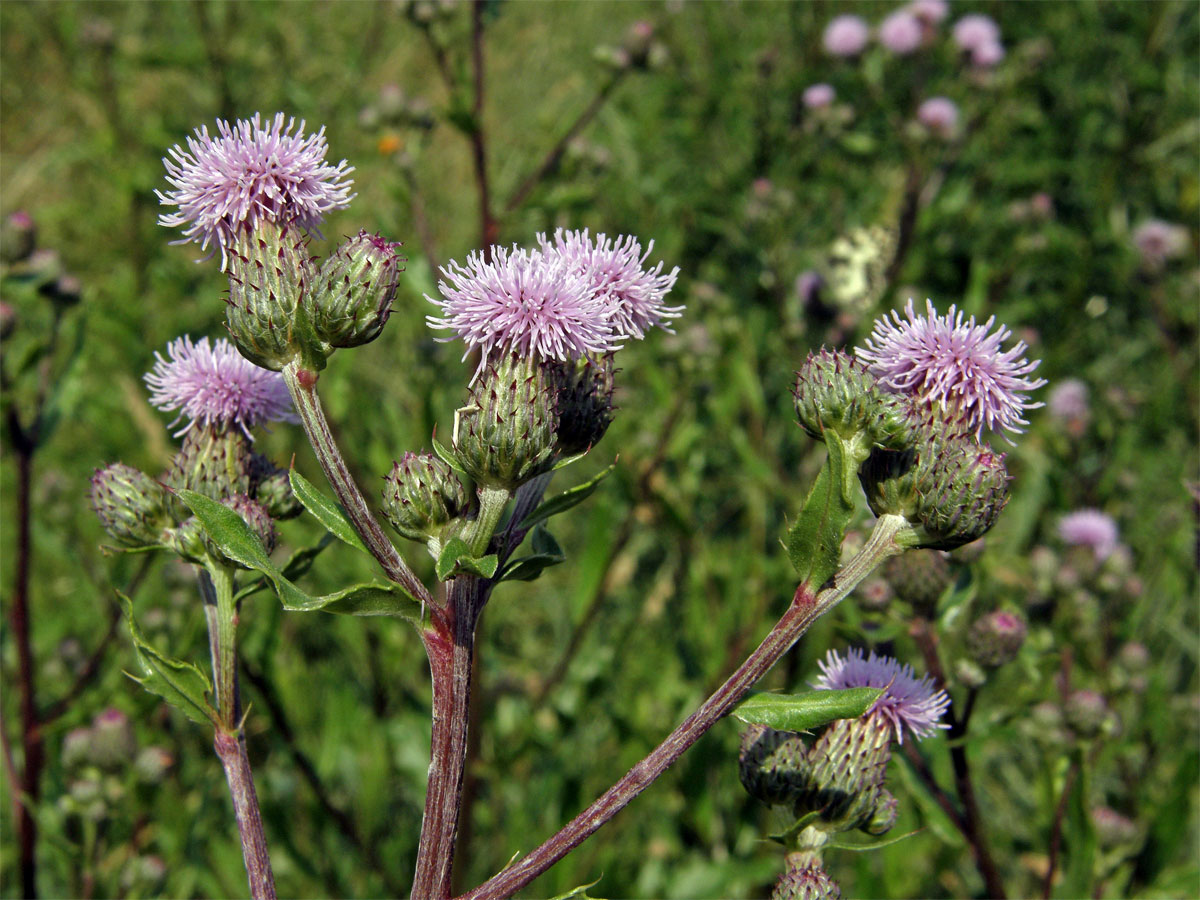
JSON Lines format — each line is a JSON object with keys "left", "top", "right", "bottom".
{"left": 1, "top": 210, "right": 36, "bottom": 264}
{"left": 168, "top": 516, "right": 208, "bottom": 563}
{"left": 221, "top": 495, "right": 277, "bottom": 557}
{"left": 549, "top": 354, "right": 615, "bottom": 457}
{"left": 1064, "top": 689, "right": 1109, "bottom": 739}
{"left": 794, "top": 716, "right": 891, "bottom": 831}
{"left": 771, "top": 860, "right": 841, "bottom": 900}
{"left": 226, "top": 223, "right": 321, "bottom": 370}
{"left": 793, "top": 349, "right": 912, "bottom": 448}
{"left": 863, "top": 788, "right": 898, "bottom": 836}
{"left": 738, "top": 724, "right": 809, "bottom": 807}
{"left": 1092, "top": 807, "right": 1139, "bottom": 848}
{"left": 90, "top": 463, "right": 170, "bottom": 548}
{"left": 382, "top": 452, "right": 468, "bottom": 544}
{"left": 966, "top": 609, "right": 1027, "bottom": 668}
{"left": 134, "top": 747, "right": 174, "bottom": 784}
{"left": 311, "top": 231, "right": 404, "bottom": 349}
{"left": 883, "top": 550, "right": 951, "bottom": 616}
{"left": 453, "top": 353, "right": 558, "bottom": 489}
{"left": 249, "top": 455, "right": 302, "bottom": 519}
{"left": 165, "top": 425, "right": 253, "bottom": 506}
{"left": 90, "top": 708, "right": 137, "bottom": 770}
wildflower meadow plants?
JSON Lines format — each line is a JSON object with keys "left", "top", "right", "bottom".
{"left": 78, "top": 109, "right": 1054, "bottom": 900}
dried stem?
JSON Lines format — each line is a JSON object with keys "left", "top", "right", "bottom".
{"left": 282, "top": 362, "right": 433, "bottom": 609}
{"left": 459, "top": 514, "right": 910, "bottom": 900}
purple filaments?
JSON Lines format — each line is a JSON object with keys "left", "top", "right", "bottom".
{"left": 538, "top": 228, "right": 682, "bottom": 340}
{"left": 813, "top": 648, "right": 950, "bottom": 743}
{"left": 157, "top": 112, "right": 355, "bottom": 269}
{"left": 145, "top": 335, "right": 298, "bottom": 437}
{"left": 1058, "top": 509, "right": 1120, "bottom": 561}
{"left": 855, "top": 298, "right": 1046, "bottom": 442}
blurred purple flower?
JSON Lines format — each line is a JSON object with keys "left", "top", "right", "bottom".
{"left": 538, "top": 228, "right": 682, "bottom": 340}
{"left": 145, "top": 335, "right": 297, "bottom": 437}
{"left": 1132, "top": 219, "right": 1189, "bottom": 268}
{"left": 856, "top": 299, "right": 1046, "bottom": 441}
{"left": 878, "top": 10, "right": 923, "bottom": 54}
{"left": 813, "top": 648, "right": 950, "bottom": 743}
{"left": 917, "top": 96, "right": 960, "bottom": 137}
{"left": 972, "top": 40, "right": 1006, "bottom": 67}
{"left": 157, "top": 113, "right": 355, "bottom": 269}
{"left": 953, "top": 14, "right": 1000, "bottom": 51}
{"left": 1047, "top": 378, "right": 1089, "bottom": 422}
{"left": 1058, "top": 509, "right": 1119, "bottom": 561}
{"left": 427, "top": 246, "right": 618, "bottom": 370}
{"left": 802, "top": 82, "right": 837, "bottom": 109}
{"left": 824, "top": 15, "right": 871, "bottom": 56}
{"left": 907, "top": 0, "right": 949, "bottom": 25}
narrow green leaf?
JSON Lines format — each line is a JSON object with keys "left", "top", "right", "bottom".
{"left": 431, "top": 434, "right": 471, "bottom": 482}
{"left": 175, "top": 489, "right": 274, "bottom": 572}
{"left": 288, "top": 469, "right": 368, "bottom": 554}
{"left": 499, "top": 525, "right": 566, "bottom": 582}
{"left": 784, "top": 434, "right": 858, "bottom": 588}
{"left": 548, "top": 878, "right": 605, "bottom": 900}
{"left": 1056, "top": 750, "right": 1096, "bottom": 899}
{"left": 119, "top": 594, "right": 217, "bottom": 727}
{"left": 520, "top": 463, "right": 615, "bottom": 529}
{"left": 732, "top": 687, "right": 883, "bottom": 732}
{"left": 824, "top": 829, "right": 923, "bottom": 852}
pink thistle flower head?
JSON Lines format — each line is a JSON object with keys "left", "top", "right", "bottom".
{"left": 813, "top": 648, "right": 950, "bottom": 743}
{"left": 1047, "top": 378, "right": 1089, "bottom": 422}
{"left": 917, "top": 96, "right": 960, "bottom": 137}
{"left": 1132, "top": 219, "right": 1189, "bottom": 268}
{"left": 1058, "top": 509, "right": 1120, "bottom": 561}
{"left": 537, "top": 228, "right": 682, "bottom": 340}
{"left": 802, "top": 83, "right": 837, "bottom": 109}
{"left": 907, "top": 0, "right": 949, "bottom": 25}
{"left": 952, "top": 13, "right": 1000, "bottom": 51}
{"left": 145, "top": 335, "right": 298, "bottom": 437}
{"left": 878, "top": 10, "right": 923, "bottom": 54}
{"left": 157, "top": 113, "right": 355, "bottom": 270}
{"left": 855, "top": 298, "right": 1047, "bottom": 442}
{"left": 824, "top": 15, "right": 871, "bottom": 57}
{"left": 426, "top": 245, "right": 619, "bottom": 371}
{"left": 972, "top": 40, "right": 1006, "bottom": 67}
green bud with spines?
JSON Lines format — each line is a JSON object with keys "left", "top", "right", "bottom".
{"left": 794, "top": 717, "right": 892, "bottom": 832}
{"left": 771, "top": 859, "right": 841, "bottom": 900}
{"left": 164, "top": 426, "right": 253, "bottom": 512}
{"left": 793, "top": 349, "right": 913, "bottom": 450}
{"left": 863, "top": 788, "right": 898, "bottom": 836}
{"left": 310, "top": 231, "right": 404, "bottom": 350}
{"left": 453, "top": 353, "right": 558, "bottom": 489}
{"left": 168, "top": 516, "right": 207, "bottom": 563}
{"left": 548, "top": 353, "right": 615, "bottom": 457}
{"left": 739, "top": 724, "right": 810, "bottom": 807}
{"left": 90, "top": 463, "right": 170, "bottom": 548}
{"left": 882, "top": 549, "right": 952, "bottom": 617}
{"left": 382, "top": 452, "right": 468, "bottom": 545}
{"left": 248, "top": 454, "right": 302, "bottom": 520}
{"left": 966, "top": 609, "right": 1027, "bottom": 669}
{"left": 226, "top": 223, "right": 323, "bottom": 371}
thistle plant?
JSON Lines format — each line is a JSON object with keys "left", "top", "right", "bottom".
{"left": 90, "top": 110, "right": 1047, "bottom": 900}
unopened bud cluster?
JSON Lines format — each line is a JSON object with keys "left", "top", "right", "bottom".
{"left": 382, "top": 452, "right": 468, "bottom": 547}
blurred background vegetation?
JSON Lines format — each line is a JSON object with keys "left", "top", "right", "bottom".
{"left": 1, "top": 1, "right": 1197, "bottom": 897}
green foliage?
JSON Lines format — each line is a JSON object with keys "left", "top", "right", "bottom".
{"left": 1, "top": 1, "right": 1197, "bottom": 898}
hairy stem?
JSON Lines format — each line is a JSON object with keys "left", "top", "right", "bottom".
{"left": 214, "top": 731, "right": 277, "bottom": 900}
{"left": 282, "top": 362, "right": 432, "bottom": 608}
{"left": 460, "top": 514, "right": 910, "bottom": 900}
{"left": 413, "top": 577, "right": 490, "bottom": 899}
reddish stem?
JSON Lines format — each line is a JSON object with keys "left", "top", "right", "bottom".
{"left": 214, "top": 731, "right": 277, "bottom": 900}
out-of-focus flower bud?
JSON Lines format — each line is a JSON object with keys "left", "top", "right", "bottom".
{"left": 856, "top": 577, "right": 893, "bottom": 611}
{"left": 41, "top": 273, "right": 82, "bottom": 309}
{"left": 738, "top": 724, "right": 809, "bottom": 808}
{"left": 90, "top": 463, "right": 170, "bottom": 548}
{"left": 90, "top": 708, "right": 137, "bottom": 769}
{"left": 883, "top": 549, "right": 952, "bottom": 617}
{"left": 1064, "top": 689, "right": 1109, "bottom": 739}
{"left": 62, "top": 727, "right": 93, "bottom": 770}
{"left": 121, "top": 855, "right": 168, "bottom": 894}
{"left": 966, "top": 610, "right": 1027, "bottom": 668}
{"left": 1, "top": 210, "right": 36, "bottom": 263}
{"left": 310, "top": 231, "right": 404, "bottom": 350}
{"left": 382, "top": 452, "right": 468, "bottom": 546}
{"left": 134, "top": 746, "right": 174, "bottom": 784}
{"left": 954, "top": 658, "right": 987, "bottom": 689}
{"left": 1092, "top": 806, "right": 1139, "bottom": 848}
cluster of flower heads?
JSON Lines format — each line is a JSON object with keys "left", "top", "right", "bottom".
{"left": 823, "top": 3, "right": 1003, "bottom": 66}
{"left": 157, "top": 112, "right": 355, "bottom": 269}
{"left": 855, "top": 298, "right": 1046, "bottom": 442}
{"left": 813, "top": 648, "right": 951, "bottom": 743}
{"left": 145, "top": 335, "right": 297, "bottom": 437}
{"left": 426, "top": 228, "right": 681, "bottom": 371}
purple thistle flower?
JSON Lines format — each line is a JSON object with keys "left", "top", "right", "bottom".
{"left": 972, "top": 40, "right": 1006, "bottom": 68}
{"left": 802, "top": 83, "right": 837, "bottom": 110}
{"left": 1047, "top": 378, "right": 1089, "bottom": 422}
{"left": 426, "top": 245, "right": 619, "bottom": 370}
{"left": 907, "top": 0, "right": 949, "bottom": 25}
{"left": 157, "top": 112, "right": 355, "bottom": 270}
{"left": 878, "top": 10, "right": 923, "bottom": 54}
{"left": 855, "top": 298, "right": 1047, "bottom": 442}
{"left": 1058, "top": 509, "right": 1120, "bottom": 561}
{"left": 145, "top": 335, "right": 297, "bottom": 437}
{"left": 917, "top": 97, "right": 960, "bottom": 137}
{"left": 1132, "top": 219, "right": 1189, "bottom": 268}
{"left": 952, "top": 13, "right": 1000, "bottom": 52}
{"left": 813, "top": 648, "right": 950, "bottom": 743}
{"left": 824, "top": 14, "right": 871, "bottom": 57}
{"left": 537, "top": 228, "right": 682, "bottom": 340}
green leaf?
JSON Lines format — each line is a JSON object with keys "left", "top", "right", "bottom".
{"left": 281, "top": 581, "right": 424, "bottom": 622}
{"left": 288, "top": 468, "right": 369, "bottom": 555}
{"left": 823, "top": 829, "right": 923, "bottom": 852}
{"left": 432, "top": 433, "right": 471, "bottom": 482}
{"left": 119, "top": 594, "right": 217, "bottom": 727}
{"left": 784, "top": 433, "right": 860, "bottom": 588}
{"left": 235, "top": 534, "right": 336, "bottom": 602}
{"left": 731, "top": 687, "right": 882, "bottom": 732}
{"left": 435, "top": 537, "right": 498, "bottom": 580}
{"left": 1056, "top": 751, "right": 1096, "bottom": 899}
{"left": 548, "top": 878, "right": 605, "bottom": 900}
{"left": 175, "top": 489, "right": 275, "bottom": 571}
{"left": 499, "top": 524, "right": 566, "bottom": 582}
{"left": 768, "top": 809, "right": 825, "bottom": 846}
{"left": 519, "top": 463, "right": 615, "bottom": 530}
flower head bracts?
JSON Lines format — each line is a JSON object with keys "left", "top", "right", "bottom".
{"left": 855, "top": 299, "right": 1046, "bottom": 442}
{"left": 427, "top": 245, "right": 621, "bottom": 370}
{"left": 145, "top": 335, "right": 298, "bottom": 437}
{"left": 157, "top": 113, "right": 355, "bottom": 269}
{"left": 537, "top": 228, "right": 682, "bottom": 340}
{"left": 813, "top": 648, "right": 950, "bottom": 743}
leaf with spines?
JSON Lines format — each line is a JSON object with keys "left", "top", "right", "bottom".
{"left": 732, "top": 687, "right": 883, "bottom": 732}
{"left": 119, "top": 593, "right": 218, "bottom": 727}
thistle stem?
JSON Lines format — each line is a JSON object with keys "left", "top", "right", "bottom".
{"left": 214, "top": 731, "right": 277, "bottom": 900}
{"left": 282, "top": 362, "right": 432, "bottom": 608}
{"left": 413, "top": 576, "right": 490, "bottom": 900}
{"left": 459, "top": 514, "right": 910, "bottom": 900}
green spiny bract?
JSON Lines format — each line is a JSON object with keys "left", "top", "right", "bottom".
{"left": 382, "top": 452, "right": 468, "bottom": 545}
{"left": 793, "top": 349, "right": 912, "bottom": 449}
{"left": 738, "top": 724, "right": 810, "bottom": 807}
{"left": 453, "top": 354, "right": 558, "bottom": 489}
{"left": 792, "top": 716, "right": 893, "bottom": 833}
{"left": 164, "top": 426, "right": 253, "bottom": 514}
{"left": 548, "top": 353, "right": 615, "bottom": 457}
{"left": 309, "top": 231, "right": 404, "bottom": 350}
{"left": 225, "top": 223, "right": 323, "bottom": 370}
{"left": 90, "top": 463, "right": 170, "bottom": 548}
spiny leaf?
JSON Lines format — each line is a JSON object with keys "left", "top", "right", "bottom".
{"left": 119, "top": 593, "right": 217, "bottom": 727}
